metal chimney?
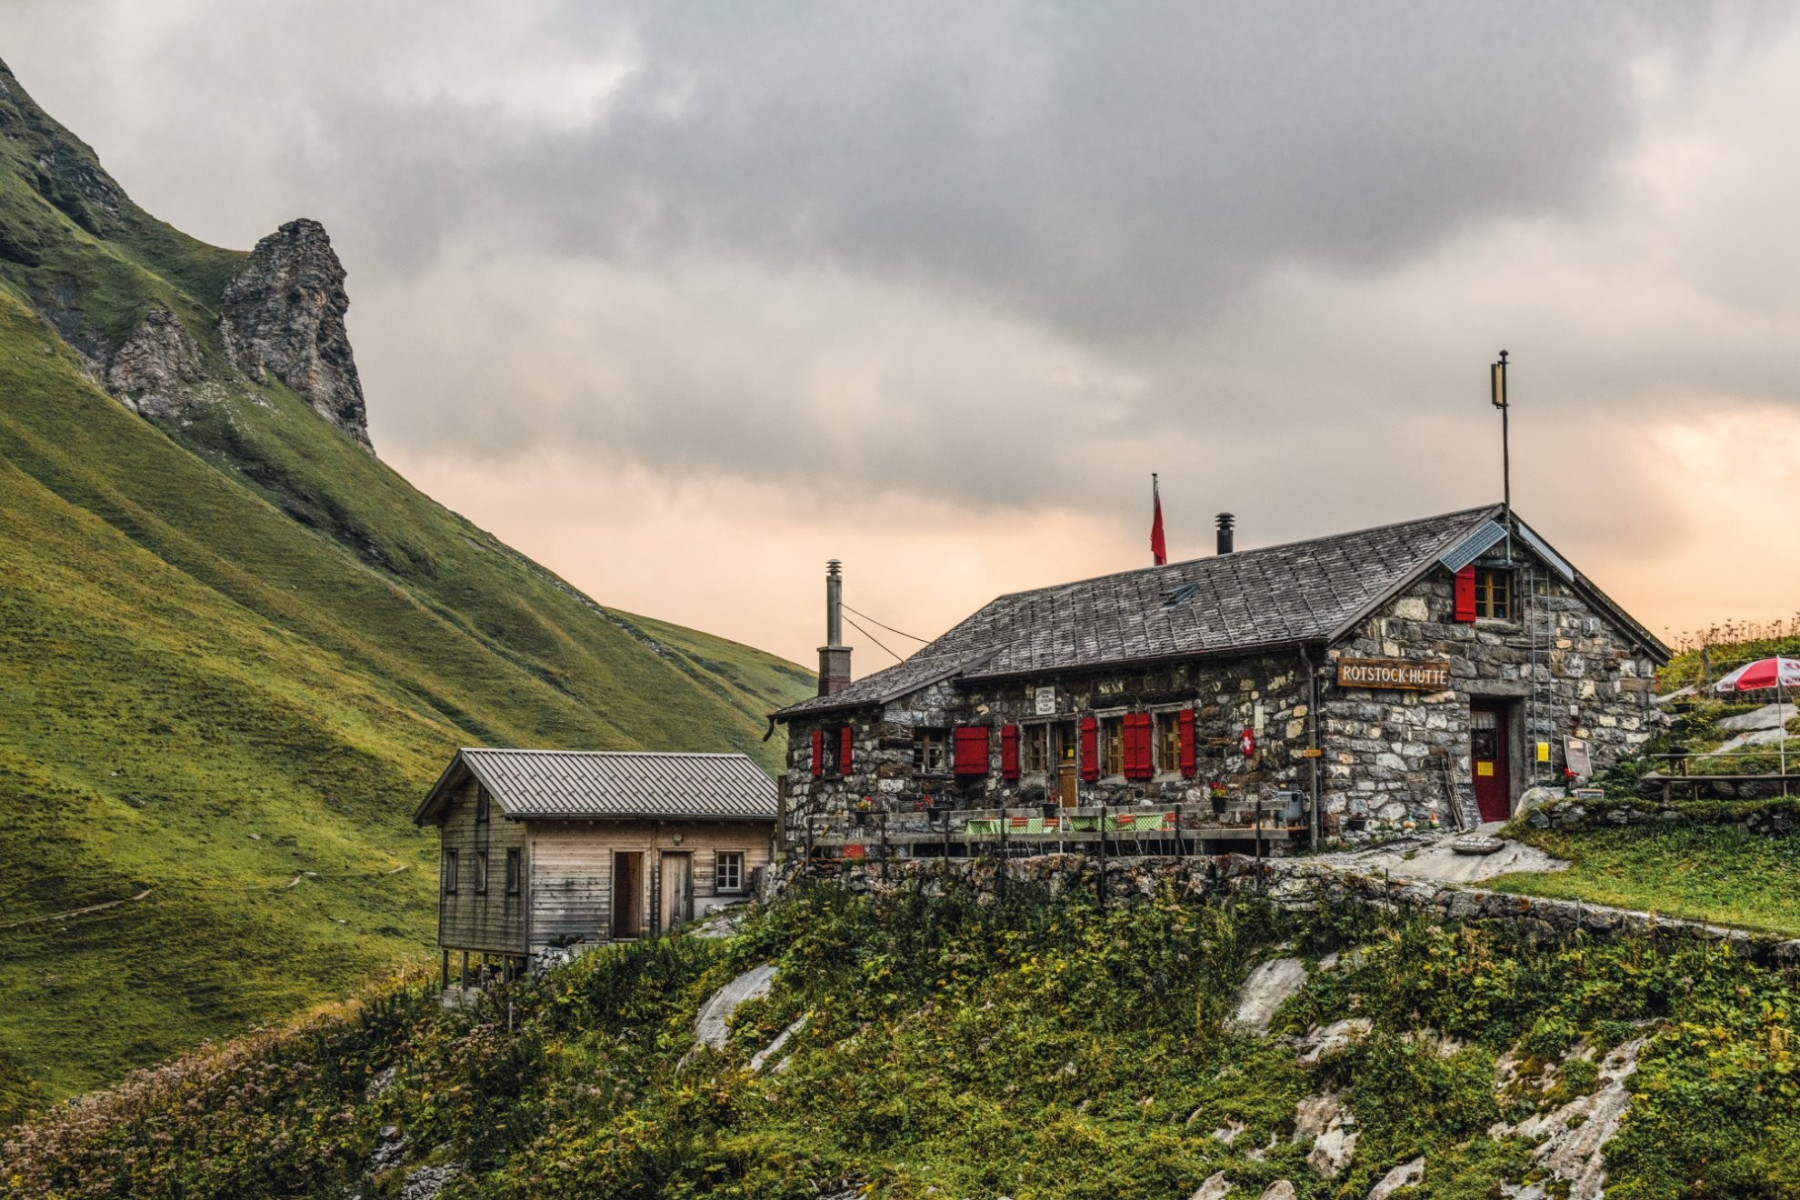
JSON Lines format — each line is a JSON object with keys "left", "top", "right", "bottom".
{"left": 1215, "top": 513, "right": 1235, "bottom": 555}
{"left": 817, "top": 560, "right": 852, "bottom": 696}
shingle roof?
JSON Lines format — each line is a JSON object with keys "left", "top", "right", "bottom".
{"left": 775, "top": 504, "right": 1667, "bottom": 719}
{"left": 414, "top": 749, "right": 777, "bottom": 824}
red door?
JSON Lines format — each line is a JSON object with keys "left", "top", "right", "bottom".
{"left": 1470, "top": 702, "right": 1512, "bottom": 822}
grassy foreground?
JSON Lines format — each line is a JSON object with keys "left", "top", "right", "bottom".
{"left": 5, "top": 883, "right": 1800, "bottom": 1199}
{"left": 1487, "top": 824, "right": 1800, "bottom": 939}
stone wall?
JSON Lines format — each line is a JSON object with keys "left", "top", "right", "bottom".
{"left": 788, "top": 851, "right": 1800, "bottom": 966}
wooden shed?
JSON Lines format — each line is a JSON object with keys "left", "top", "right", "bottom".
{"left": 413, "top": 748, "right": 778, "bottom": 986}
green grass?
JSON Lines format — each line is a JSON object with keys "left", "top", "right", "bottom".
{"left": 7, "top": 886, "right": 1800, "bottom": 1198}
{"left": 0, "top": 66, "right": 812, "bottom": 1112}
{"left": 1487, "top": 823, "right": 1800, "bottom": 937}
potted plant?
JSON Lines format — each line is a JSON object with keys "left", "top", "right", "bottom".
{"left": 1208, "top": 781, "right": 1229, "bottom": 815}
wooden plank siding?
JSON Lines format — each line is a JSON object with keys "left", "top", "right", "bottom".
{"left": 526, "top": 820, "right": 775, "bottom": 949}
{"left": 437, "top": 775, "right": 529, "bottom": 954}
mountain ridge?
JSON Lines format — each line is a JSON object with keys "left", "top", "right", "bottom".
{"left": 0, "top": 59, "right": 810, "bottom": 1114}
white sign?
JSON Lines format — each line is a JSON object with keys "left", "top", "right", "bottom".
{"left": 1034, "top": 686, "right": 1057, "bottom": 716}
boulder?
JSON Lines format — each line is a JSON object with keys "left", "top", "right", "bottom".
{"left": 1228, "top": 958, "right": 1309, "bottom": 1036}
{"left": 1367, "top": 1156, "right": 1425, "bottom": 1198}
{"left": 694, "top": 964, "right": 778, "bottom": 1049}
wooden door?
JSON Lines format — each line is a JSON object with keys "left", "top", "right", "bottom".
{"left": 660, "top": 852, "right": 693, "bottom": 930}
{"left": 1470, "top": 703, "right": 1512, "bottom": 822}
{"left": 611, "top": 851, "right": 643, "bottom": 939}
{"left": 1057, "top": 763, "right": 1079, "bottom": 808}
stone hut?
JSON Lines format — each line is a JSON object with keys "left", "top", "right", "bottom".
{"left": 772, "top": 505, "right": 1667, "bottom": 845}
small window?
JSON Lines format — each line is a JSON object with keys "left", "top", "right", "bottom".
{"left": 505, "top": 848, "right": 521, "bottom": 895}
{"left": 1100, "top": 717, "right": 1124, "bottom": 777}
{"left": 1474, "top": 569, "right": 1512, "bottom": 620}
{"left": 1023, "top": 725, "right": 1049, "bottom": 774}
{"left": 716, "top": 850, "right": 745, "bottom": 893}
{"left": 474, "top": 850, "right": 488, "bottom": 895}
{"left": 475, "top": 788, "right": 490, "bottom": 823}
{"left": 1156, "top": 713, "right": 1182, "bottom": 773}
{"left": 443, "top": 850, "right": 459, "bottom": 895}
{"left": 917, "top": 729, "right": 948, "bottom": 774}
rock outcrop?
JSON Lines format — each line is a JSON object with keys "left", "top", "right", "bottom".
{"left": 105, "top": 309, "right": 206, "bottom": 417}
{"left": 221, "top": 218, "right": 372, "bottom": 451}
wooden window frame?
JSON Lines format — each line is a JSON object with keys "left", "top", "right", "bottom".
{"left": 716, "top": 850, "right": 746, "bottom": 894}
{"left": 505, "top": 848, "right": 522, "bottom": 895}
{"left": 474, "top": 850, "right": 489, "bottom": 895}
{"left": 1155, "top": 712, "right": 1183, "bottom": 775}
{"left": 443, "top": 849, "right": 459, "bottom": 895}
{"left": 917, "top": 728, "right": 949, "bottom": 775}
{"left": 1100, "top": 716, "right": 1124, "bottom": 778}
{"left": 1474, "top": 568, "right": 1513, "bottom": 620}
{"left": 1022, "top": 724, "right": 1050, "bottom": 774}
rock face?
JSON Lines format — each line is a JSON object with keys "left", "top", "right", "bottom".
{"left": 221, "top": 218, "right": 371, "bottom": 451}
{"left": 105, "top": 309, "right": 206, "bottom": 417}
{"left": 694, "top": 964, "right": 778, "bottom": 1049}
{"left": 1228, "top": 958, "right": 1309, "bottom": 1036}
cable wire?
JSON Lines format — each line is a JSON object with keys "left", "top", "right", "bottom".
{"left": 841, "top": 603, "right": 931, "bottom": 644}
{"left": 841, "top": 612, "right": 903, "bottom": 663}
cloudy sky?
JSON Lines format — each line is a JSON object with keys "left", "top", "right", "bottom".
{"left": 6, "top": 1, "right": 1799, "bottom": 666}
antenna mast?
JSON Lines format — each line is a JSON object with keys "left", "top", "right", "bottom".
{"left": 1491, "top": 349, "right": 1511, "bottom": 562}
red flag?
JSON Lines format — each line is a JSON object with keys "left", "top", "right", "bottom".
{"left": 1150, "top": 474, "right": 1167, "bottom": 565}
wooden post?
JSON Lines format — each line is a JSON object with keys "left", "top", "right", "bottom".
{"left": 460, "top": 950, "right": 469, "bottom": 989}
{"left": 1176, "top": 803, "right": 1185, "bottom": 858}
{"left": 943, "top": 810, "right": 952, "bottom": 860}
{"left": 1254, "top": 797, "right": 1264, "bottom": 891}
{"left": 880, "top": 811, "right": 889, "bottom": 883}
{"left": 997, "top": 806, "right": 1008, "bottom": 898}
{"left": 440, "top": 948, "right": 449, "bottom": 991}
{"left": 1097, "top": 801, "right": 1108, "bottom": 912}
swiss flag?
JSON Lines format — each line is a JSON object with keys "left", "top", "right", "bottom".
{"left": 1150, "top": 475, "right": 1168, "bottom": 566}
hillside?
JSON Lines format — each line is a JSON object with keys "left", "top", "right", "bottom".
{"left": 4, "top": 883, "right": 1796, "bottom": 1199}
{"left": 0, "top": 59, "right": 811, "bottom": 1113}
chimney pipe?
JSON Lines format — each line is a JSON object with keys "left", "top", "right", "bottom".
{"left": 1215, "top": 512, "right": 1235, "bottom": 555}
{"left": 818, "top": 560, "right": 852, "bottom": 696}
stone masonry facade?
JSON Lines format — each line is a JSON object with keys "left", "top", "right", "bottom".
{"left": 784, "top": 556, "right": 1661, "bottom": 840}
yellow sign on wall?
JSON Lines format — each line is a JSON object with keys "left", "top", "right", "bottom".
{"left": 1536, "top": 741, "right": 1551, "bottom": 762}
{"left": 1477, "top": 762, "right": 1495, "bottom": 776}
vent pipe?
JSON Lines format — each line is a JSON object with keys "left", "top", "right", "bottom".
{"left": 817, "top": 560, "right": 852, "bottom": 696}
{"left": 1215, "top": 513, "right": 1235, "bottom": 555}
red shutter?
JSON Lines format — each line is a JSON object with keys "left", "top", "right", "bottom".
{"left": 1000, "top": 724, "right": 1020, "bottom": 780}
{"left": 1178, "top": 708, "right": 1197, "bottom": 777}
{"left": 839, "top": 726, "right": 853, "bottom": 774}
{"left": 1080, "top": 716, "right": 1099, "bottom": 781}
{"left": 953, "top": 726, "right": 991, "bottom": 775}
{"left": 1124, "top": 713, "right": 1154, "bottom": 780}
{"left": 1454, "top": 565, "right": 1477, "bottom": 622}
{"left": 810, "top": 727, "right": 824, "bottom": 777}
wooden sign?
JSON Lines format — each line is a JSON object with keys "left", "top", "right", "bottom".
{"left": 1564, "top": 737, "right": 1592, "bottom": 780}
{"left": 1336, "top": 658, "right": 1452, "bottom": 691}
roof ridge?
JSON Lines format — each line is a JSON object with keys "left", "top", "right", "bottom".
{"left": 460, "top": 747, "right": 752, "bottom": 759}
{"left": 981, "top": 503, "right": 1502, "bottom": 605}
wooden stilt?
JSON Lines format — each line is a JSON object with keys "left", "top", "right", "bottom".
{"left": 460, "top": 950, "right": 469, "bottom": 989}
{"left": 440, "top": 948, "right": 449, "bottom": 990}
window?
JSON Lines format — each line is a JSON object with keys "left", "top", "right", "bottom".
{"left": 1156, "top": 713, "right": 1183, "bottom": 773}
{"left": 1054, "top": 721, "right": 1078, "bottom": 766}
{"left": 716, "top": 850, "right": 745, "bottom": 893}
{"left": 1100, "top": 717, "right": 1124, "bottom": 777}
{"left": 474, "top": 850, "right": 488, "bottom": 894}
{"left": 1474, "top": 569, "right": 1512, "bottom": 620}
{"left": 1023, "top": 724, "right": 1049, "bottom": 774}
{"left": 917, "top": 729, "right": 948, "bottom": 774}
{"left": 443, "top": 849, "right": 459, "bottom": 895}
{"left": 475, "top": 788, "right": 489, "bottom": 823}
{"left": 505, "top": 848, "right": 522, "bottom": 895}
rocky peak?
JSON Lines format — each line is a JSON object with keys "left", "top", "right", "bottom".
{"left": 106, "top": 309, "right": 205, "bottom": 418}
{"left": 220, "top": 219, "right": 372, "bottom": 452}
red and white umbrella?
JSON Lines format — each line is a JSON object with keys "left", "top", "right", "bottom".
{"left": 1713, "top": 656, "right": 1798, "bottom": 780}
{"left": 1712, "top": 657, "right": 1800, "bottom": 694}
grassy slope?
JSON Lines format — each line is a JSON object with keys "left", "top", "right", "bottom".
{"left": 5, "top": 886, "right": 1799, "bottom": 1199}
{"left": 0, "top": 67, "right": 811, "bottom": 1111}
{"left": 1487, "top": 824, "right": 1800, "bottom": 937}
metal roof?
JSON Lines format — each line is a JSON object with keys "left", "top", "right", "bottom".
{"left": 775, "top": 504, "right": 1669, "bottom": 719}
{"left": 414, "top": 749, "right": 777, "bottom": 825}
